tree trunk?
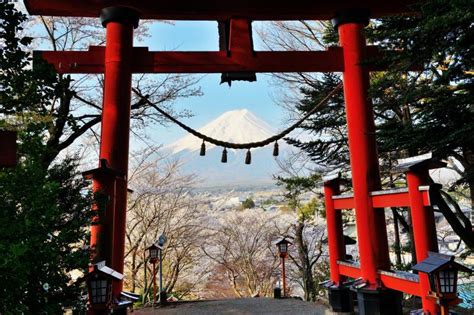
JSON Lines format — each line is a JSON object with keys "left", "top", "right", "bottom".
{"left": 431, "top": 188, "right": 474, "bottom": 250}
{"left": 469, "top": 179, "right": 474, "bottom": 229}
{"left": 391, "top": 208, "right": 402, "bottom": 267}
{"left": 400, "top": 98, "right": 418, "bottom": 264}
{"left": 464, "top": 148, "right": 474, "bottom": 229}
{"left": 295, "top": 221, "right": 317, "bottom": 301}
{"left": 131, "top": 249, "right": 137, "bottom": 292}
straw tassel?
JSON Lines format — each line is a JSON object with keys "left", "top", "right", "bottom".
{"left": 273, "top": 142, "right": 279, "bottom": 157}
{"left": 200, "top": 141, "right": 206, "bottom": 156}
{"left": 221, "top": 148, "right": 228, "bottom": 163}
{"left": 245, "top": 149, "right": 251, "bottom": 165}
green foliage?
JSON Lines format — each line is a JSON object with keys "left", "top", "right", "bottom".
{"left": 287, "top": 0, "right": 474, "bottom": 190}
{"left": 367, "top": 0, "right": 474, "bottom": 187}
{"left": 276, "top": 174, "right": 321, "bottom": 220}
{"left": 282, "top": 0, "right": 474, "bottom": 254}
{"left": 0, "top": 3, "right": 92, "bottom": 313}
{"left": 0, "top": 147, "right": 92, "bottom": 314}
{"left": 261, "top": 198, "right": 279, "bottom": 206}
{"left": 241, "top": 198, "right": 256, "bottom": 209}
{"left": 0, "top": 3, "right": 57, "bottom": 119}
{"left": 298, "top": 198, "right": 324, "bottom": 221}
{"left": 285, "top": 74, "right": 347, "bottom": 169}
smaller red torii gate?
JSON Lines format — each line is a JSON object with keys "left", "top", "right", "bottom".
{"left": 24, "top": 1, "right": 447, "bottom": 314}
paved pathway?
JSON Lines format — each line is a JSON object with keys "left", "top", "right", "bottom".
{"left": 135, "top": 298, "right": 329, "bottom": 315}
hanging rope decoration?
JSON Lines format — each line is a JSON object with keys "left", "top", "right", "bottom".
{"left": 200, "top": 140, "right": 206, "bottom": 156}
{"left": 132, "top": 83, "right": 342, "bottom": 164}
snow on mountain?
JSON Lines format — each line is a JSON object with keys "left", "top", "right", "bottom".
{"left": 167, "top": 109, "right": 275, "bottom": 154}
{"left": 164, "top": 109, "right": 287, "bottom": 187}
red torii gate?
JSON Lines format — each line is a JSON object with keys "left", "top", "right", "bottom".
{"left": 24, "top": 1, "right": 441, "bottom": 314}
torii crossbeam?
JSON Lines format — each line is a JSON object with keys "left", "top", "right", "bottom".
{"left": 24, "top": 1, "right": 443, "bottom": 315}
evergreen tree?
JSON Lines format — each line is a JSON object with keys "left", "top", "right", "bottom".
{"left": 0, "top": 143, "right": 92, "bottom": 314}
{"left": 0, "top": 3, "right": 92, "bottom": 313}
{"left": 241, "top": 198, "right": 256, "bottom": 209}
{"left": 368, "top": 0, "right": 474, "bottom": 205}
{"left": 285, "top": 0, "right": 473, "bottom": 251}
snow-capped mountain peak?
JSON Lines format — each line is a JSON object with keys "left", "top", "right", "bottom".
{"left": 167, "top": 109, "right": 275, "bottom": 154}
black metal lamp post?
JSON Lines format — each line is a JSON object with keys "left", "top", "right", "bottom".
{"left": 157, "top": 234, "right": 167, "bottom": 305}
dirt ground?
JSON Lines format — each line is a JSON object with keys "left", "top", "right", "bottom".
{"left": 135, "top": 298, "right": 329, "bottom": 315}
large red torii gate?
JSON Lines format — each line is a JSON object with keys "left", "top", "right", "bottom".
{"left": 24, "top": 1, "right": 442, "bottom": 314}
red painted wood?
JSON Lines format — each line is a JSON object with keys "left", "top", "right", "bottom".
{"left": 229, "top": 19, "right": 253, "bottom": 57}
{"left": 333, "top": 196, "right": 355, "bottom": 209}
{"left": 379, "top": 273, "right": 421, "bottom": 297}
{"left": 282, "top": 257, "right": 287, "bottom": 297}
{"left": 36, "top": 45, "right": 415, "bottom": 74}
{"left": 33, "top": 47, "right": 105, "bottom": 73}
{"left": 338, "top": 263, "right": 361, "bottom": 279}
{"left": 152, "top": 262, "right": 157, "bottom": 305}
{"left": 89, "top": 171, "right": 117, "bottom": 269}
{"left": 407, "top": 170, "right": 440, "bottom": 313}
{"left": 97, "top": 20, "right": 134, "bottom": 300}
{"left": 338, "top": 263, "right": 422, "bottom": 297}
{"left": 324, "top": 180, "right": 346, "bottom": 285}
{"left": 0, "top": 130, "right": 17, "bottom": 167}
{"left": 372, "top": 191, "right": 410, "bottom": 208}
{"left": 339, "top": 22, "right": 390, "bottom": 286}
{"left": 36, "top": 47, "right": 345, "bottom": 73}
{"left": 332, "top": 190, "right": 431, "bottom": 209}
{"left": 24, "top": 0, "right": 419, "bottom": 20}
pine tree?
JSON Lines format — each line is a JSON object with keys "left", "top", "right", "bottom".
{"left": 286, "top": 0, "right": 473, "bottom": 251}
{"left": 0, "top": 3, "right": 92, "bottom": 313}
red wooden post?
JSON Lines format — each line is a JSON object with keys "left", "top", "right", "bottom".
{"left": 82, "top": 160, "right": 124, "bottom": 314}
{"left": 0, "top": 130, "right": 17, "bottom": 168}
{"left": 407, "top": 168, "right": 439, "bottom": 314}
{"left": 281, "top": 256, "right": 287, "bottom": 297}
{"left": 324, "top": 176, "right": 345, "bottom": 285}
{"left": 152, "top": 261, "right": 157, "bottom": 305}
{"left": 98, "top": 7, "right": 139, "bottom": 299}
{"left": 335, "top": 10, "right": 390, "bottom": 286}
{"left": 324, "top": 173, "right": 354, "bottom": 312}
{"left": 88, "top": 165, "right": 116, "bottom": 267}
{"left": 334, "top": 10, "right": 402, "bottom": 313}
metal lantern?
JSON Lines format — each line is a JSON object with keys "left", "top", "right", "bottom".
{"left": 86, "top": 261, "right": 123, "bottom": 309}
{"left": 146, "top": 243, "right": 162, "bottom": 263}
{"left": 279, "top": 242, "right": 288, "bottom": 255}
{"left": 437, "top": 268, "right": 457, "bottom": 294}
{"left": 150, "top": 248, "right": 158, "bottom": 259}
{"left": 275, "top": 237, "right": 292, "bottom": 298}
{"left": 90, "top": 273, "right": 111, "bottom": 305}
{"left": 275, "top": 238, "right": 292, "bottom": 258}
{"left": 413, "top": 252, "right": 472, "bottom": 299}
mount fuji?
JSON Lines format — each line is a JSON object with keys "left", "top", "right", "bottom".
{"left": 165, "top": 109, "right": 288, "bottom": 188}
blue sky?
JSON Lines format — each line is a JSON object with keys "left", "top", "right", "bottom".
{"left": 140, "top": 21, "right": 287, "bottom": 145}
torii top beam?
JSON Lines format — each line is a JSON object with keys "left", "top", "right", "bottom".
{"left": 25, "top": 0, "right": 418, "bottom": 20}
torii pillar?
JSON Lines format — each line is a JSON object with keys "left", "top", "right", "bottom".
{"left": 332, "top": 9, "right": 402, "bottom": 313}
{"left": 97, "top": 6, "right": 139, "bottom": 299}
